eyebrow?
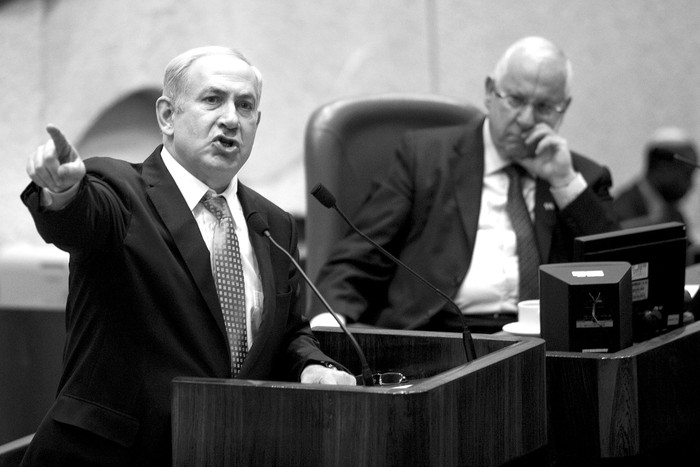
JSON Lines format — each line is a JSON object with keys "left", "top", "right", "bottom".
{"left": 200, "top": 86, "right": 257, "bottom": 104}
{"left": 200, "top": 85, "right": 225, "bottom": 95}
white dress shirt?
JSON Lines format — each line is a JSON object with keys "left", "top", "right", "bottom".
{"left": 161, "top": 147, "right": 264, "bottom": 347}
{"left": 453, "top": 121, "right": 586, "bottom": 314}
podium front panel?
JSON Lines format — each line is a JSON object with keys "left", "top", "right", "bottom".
{"left": 172, "top": 329, "right": 546, "bottom": 467}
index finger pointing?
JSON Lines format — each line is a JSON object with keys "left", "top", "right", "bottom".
{"left": 45, "top": 124, "right": 74, "bottom": 164}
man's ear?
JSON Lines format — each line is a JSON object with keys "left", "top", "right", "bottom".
{"left": 484, "top": 76, "right": 495, "bottom": 109}
{"left": 156, "top": 96, "right": 175, "bottom": 136}
{"left": 563, "top": 96, "right": 573, "bottom": 113}
{"left": 256, "top": 110, "right": 262, "bottom": 125}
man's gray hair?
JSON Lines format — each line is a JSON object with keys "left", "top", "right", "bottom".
{"left": 162, "top": 46, "right": 263, "bottom": 111}
{"left": 492, "top": 37, "right": 573, "bottom": 98}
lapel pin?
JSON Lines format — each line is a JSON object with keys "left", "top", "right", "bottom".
{"left": 543, "top": 202, "right": 555, "bottom": 211}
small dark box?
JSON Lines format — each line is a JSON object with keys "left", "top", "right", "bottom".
{"left": 540, "top": 262, "right": 633, "bottom": 352}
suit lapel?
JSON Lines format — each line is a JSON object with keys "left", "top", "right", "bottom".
{"left": 451, "top": 120, "right": 486, "bottom": 249}
{"left": 534, "top": 180, "right": 557, "bottom": 263}
{"left": 141, "top": 147, "right": 226, "bottom": 336}
{"left": 237, "top": 186, "right": 275, "bottom": 367}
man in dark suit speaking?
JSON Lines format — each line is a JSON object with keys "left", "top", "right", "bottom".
{"left": 310, "top": 36, "right": 620, "bottom": 334}
{"left": 20, "top": 46, "right": 354, "bottom": 466}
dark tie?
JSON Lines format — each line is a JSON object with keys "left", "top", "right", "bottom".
{"left": 504, "top": 165, "right": 541, "bottom": 300}
{"left": 202, "top": 192, "right": 248, "bottom": 377}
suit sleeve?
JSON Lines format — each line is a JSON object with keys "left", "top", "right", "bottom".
{"left": 558, "top": 155, "right": 620, "bottom": 237}
{"left": 311, "top": 135, "right": 418, "bottom": 323}
{"left": 271, "top": 210, "right": 350, "bottom": 379}
{"left": 20, "top": 174, "right": 129, "bottom": 257}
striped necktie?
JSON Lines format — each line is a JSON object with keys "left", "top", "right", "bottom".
{"left": 202, "top": 192, "right": 248, "bottom": 377}
{"left": 504, "top": 165, "right": 541, "bottom": 300}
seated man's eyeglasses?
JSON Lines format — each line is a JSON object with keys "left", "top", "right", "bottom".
{"left": 492, "top": 85, "right": 569, "bottom": 120}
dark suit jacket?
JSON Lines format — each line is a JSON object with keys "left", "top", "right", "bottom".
{"left": 613, "top": 182, "right": 648, "bottom": 221}
{"left": 613, "top": 181, "right": 686, "bottom": 228}
{"left": 313, "top": 116, "right": 620, "bottom": 330}
{"left": 20, "top": 146, "right": 334, "bottom": 466}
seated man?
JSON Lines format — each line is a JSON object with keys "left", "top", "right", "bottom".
{"left": 309, "top": 36, "right": 619, "bottom": 334}
{"left": 614, "top": 126, "right": 698, "bottom": 241}
{"left": 614, "top": 127, "right": 698, "bottom": 264}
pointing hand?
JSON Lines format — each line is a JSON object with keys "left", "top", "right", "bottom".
{"left": 27, "top": 124, "right": 86, "bottom": 193}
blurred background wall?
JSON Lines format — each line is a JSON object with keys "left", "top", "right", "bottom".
{"left": 2, "top": 0, "right": 700, "bottom": 247}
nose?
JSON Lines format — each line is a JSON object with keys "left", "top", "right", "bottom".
{"left": 219, "top": 102, "right": 239, "bottom": 130}
{"left": 516, "top": 103, "right": 536, "bottom": 128}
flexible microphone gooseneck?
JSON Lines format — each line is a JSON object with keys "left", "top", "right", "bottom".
{"left": 672, "top": 153, "right": 700, "bottom": 169}
{"left": 246, "top": 211, "right": 375, "bottom": 386}
{"left": 310, "top": 183, "right": 477, "bottom": 362}
{"left": 653, "top": 147, "right": 700, "bottom": 170}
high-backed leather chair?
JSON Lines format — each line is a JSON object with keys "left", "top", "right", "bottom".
{"left": 303, "top": 93, "right": 483, "bottom": 294}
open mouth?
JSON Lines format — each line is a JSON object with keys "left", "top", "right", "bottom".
{"left": 214, "top": 135, "right": 238, "bottom": 149}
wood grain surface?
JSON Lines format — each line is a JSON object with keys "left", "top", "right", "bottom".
{"left": 172, "top": 329, "right": 546, "bottom": 466}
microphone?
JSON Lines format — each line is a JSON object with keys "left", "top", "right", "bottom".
{"left": 246, "top": 211, "right": 375, "bottom": 386}
{"left": 672, "top": 153, "right": 700, "bottom": 169}
{"left": 652, "top": 147, "right": 700, "bottom": 169}
{"left": 310, "top": 183, "right": 477, "bottom": 362}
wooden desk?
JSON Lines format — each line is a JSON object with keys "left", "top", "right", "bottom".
{"left": 172, "top": 329, "right": 546, "bottom": 467}
{"left": 546, "top": 321, "right": 700, "bottom": 465}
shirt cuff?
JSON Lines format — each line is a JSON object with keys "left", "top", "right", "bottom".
{"left": 549, "top": 172, "right": 587, "bottom": 209}
{"left": 40, "top": 183, "right": 80, "bottom": 210}
{"left": 310, "top": 312, "right": 345, "bottom": 328}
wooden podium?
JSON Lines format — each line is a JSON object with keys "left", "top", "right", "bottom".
{"left": 547, "top": 320, "right": 700, "bottom": 464}
{"left": 172, "top": 329, "right": 546, "bottom": 466}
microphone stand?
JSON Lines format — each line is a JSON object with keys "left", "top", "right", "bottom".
{"left": 247, "top": 212, "right": 375, "bottom": 386}
{"left": 311, "top": 184, "right": 477, "bottom": 362}
{"left": 672, "top": 153, "right": 700, "bottom": 170}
